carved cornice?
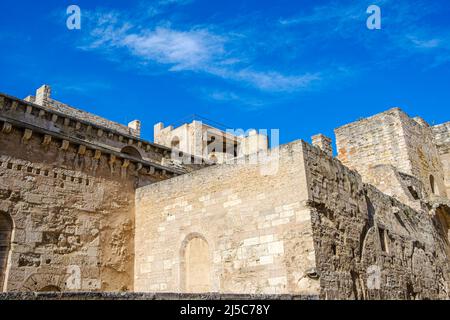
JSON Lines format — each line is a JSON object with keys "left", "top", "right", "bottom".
{"left": 0, "top": 115, "right": 184, "bottom": 177}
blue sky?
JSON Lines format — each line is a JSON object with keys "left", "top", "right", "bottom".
{"left": 0, "top": 0, "right": 449, "bottom": 145}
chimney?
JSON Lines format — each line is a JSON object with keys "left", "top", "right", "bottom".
{"left": 312, "top": 134, "right": 333, "bottom": 156}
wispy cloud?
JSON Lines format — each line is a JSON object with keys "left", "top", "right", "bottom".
{"left": 408, "top": 37, "right": 441, "bottom": 49}
{"left": 279, "top": 0, "right": 450, "bottom": 67}
{"left": 79, "top": 7, "right": 322, "bottom": 93}
{"left": 120, "top": 27, "right": 226, "bottom": 71}
{"left": 201, "top": 89, "right": 265, "bottom": 109}
{"left": 279, "top": 1, "right": 365, "bottom": 27}
{"left": 74, "top": 0, "right": 450, "bottom": 107}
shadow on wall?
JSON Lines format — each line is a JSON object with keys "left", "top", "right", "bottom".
{"left": 0, "top": 212, "right": 13, "bottom": 291}
{"left": 121, "top": 146, "right": 143, "bottom": 160}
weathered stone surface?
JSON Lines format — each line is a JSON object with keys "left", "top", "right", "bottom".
{"left": 335, "top": 108, "right": 447, "bottom": 199}
{"left": 0, "top": 90, "right": 197, "bottom": 292}
{"left": 433, "top": 121, "right": 450, "bottom": 197}
{"left": 135, "top": 140, "right": 450, "bottom": 299}
{"left": 303, "top": 142, "right": 449, "bottom": 299}
{"left": 135, "top": 142, "right": 317, "bottom": 295}
{"left": 1, "top": 86, "right": 450, "bottom": 300}
{"left": 0, "top": 291, "right": 318, "bottom": 300}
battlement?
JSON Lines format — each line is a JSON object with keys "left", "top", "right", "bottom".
{"left": 24, "top": 85, "right": 141, "bottom": 137}
{"left": 433, "top": 121, "right": 450, "bottom": 148}
{"left": 0, "top": 92, "right": 209, "bottom": 175}
{"left": 311, "top": 133, "right": 333, "bottom": 156}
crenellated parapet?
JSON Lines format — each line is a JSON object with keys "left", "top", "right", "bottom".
{"left": 0, "top": 93, "right": 197, "bottom": 184}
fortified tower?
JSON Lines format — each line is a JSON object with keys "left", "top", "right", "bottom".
{"left": 335, "top": 108, "right": 447, "bottom": 199}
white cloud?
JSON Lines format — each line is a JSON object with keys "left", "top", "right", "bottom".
{"left": 121, "top": 27, "right": 225, "bottom": 71}
{"left": 408, "top": 37, "right": 441, "bottom": 49}
{"left": 81, "top": 11, "right": 321, "bottom": 92}
{"left": 209, "top": 67, "right": 320, "bottom": 92}
{"left": 199, "top": 89, "right": 266, "bottom": 109}
{"left": 279, "top": 2, "right": 364, "bottom": 26}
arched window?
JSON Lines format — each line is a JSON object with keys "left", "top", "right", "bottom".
{"left": 120, "top": 146, "right": 142, "bottom": 159}
{"left": 181, "top": 234, "right": 211, "bottom": 293}
{"left": 171, "top": 137, "right": 180, "bottom": 149}
{"left": 0, "top": 213, "right": 13, "bottom": 290}
{"left": 430, "top": 175, "right": 436, "bottom": 195}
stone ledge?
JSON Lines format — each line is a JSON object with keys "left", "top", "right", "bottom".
{"left": 0, "top": 292, "right": 319, "bottom": 300}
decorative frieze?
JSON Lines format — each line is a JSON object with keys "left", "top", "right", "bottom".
{"left": 0, "top": 95, "right": 188, "bottom": 181}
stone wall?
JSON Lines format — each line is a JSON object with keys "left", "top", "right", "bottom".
{"left": 400, "top": 114, "right": 446, "bottom": 198}
{"left": 433, "top": 122, "right": 450, "bottom": 197}
{"left": 135, "top": 141, "right": 319, "bottom": 295}
{"left": 0, "top": 92, "right": 193, "bottom": 292}
{"left": 302, "top": 142, "right": 450, "bottom": 299}
{"left": 135, "top": 139, "right": 450, "bottom": 299}
{"left": 335, "top": 108, "right": 411, "bottom": 178}
{"left": 2, "top": 86, "right": 449, "bottom": 299}
{"left": 0, "top": 291, "right": 318, "bottom": 300}
{"left": 0, "top": 125, "right": 158, "bottom": 291}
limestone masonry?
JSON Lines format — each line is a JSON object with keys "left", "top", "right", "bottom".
{"left": 0, "top": 85, "right": 449, "bottom": 299}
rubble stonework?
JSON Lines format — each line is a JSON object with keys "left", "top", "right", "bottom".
{"left": 1, "top": 85, "right": 449, "bottom": 299}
